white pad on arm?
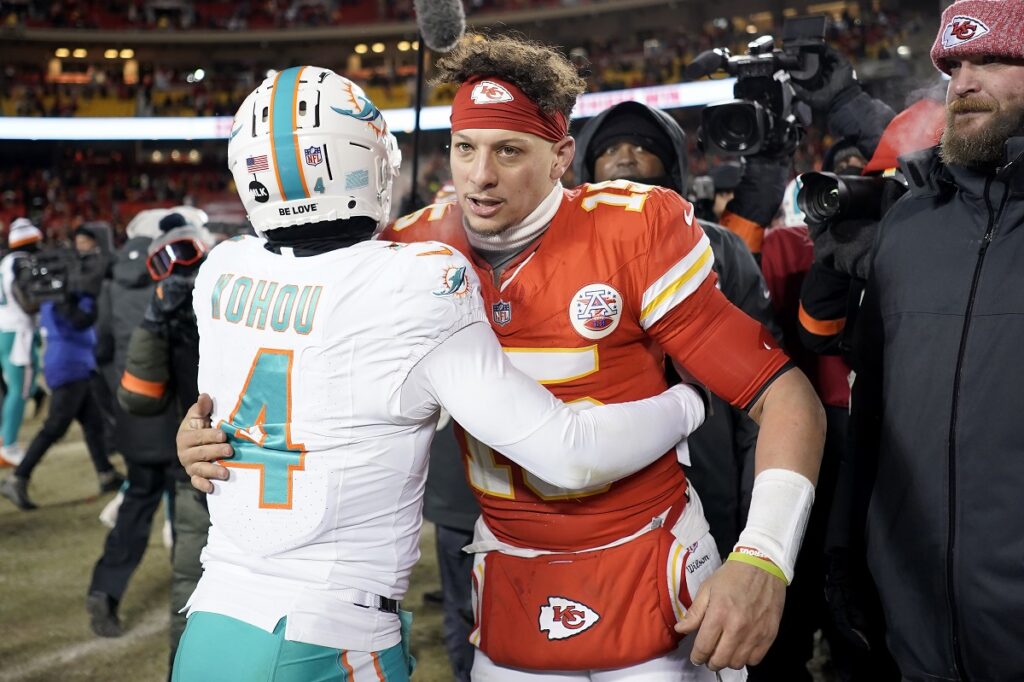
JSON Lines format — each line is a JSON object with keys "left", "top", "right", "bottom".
{"left": 734, "top": 468, "right": 815, "bottom": 583}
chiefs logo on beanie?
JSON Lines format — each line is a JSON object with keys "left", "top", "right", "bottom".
{"left": 931, "top": 0, "right": 1024, "bottom": 74}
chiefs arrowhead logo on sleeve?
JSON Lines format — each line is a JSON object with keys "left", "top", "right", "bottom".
{"left": 471, "top": 80, "right": 515, "bottom": 104}
{"left": 941, "top": 15, "right": 990, "bottom": 48}
{"left": 538, "top": 597, "right": 601, "bottom": 640}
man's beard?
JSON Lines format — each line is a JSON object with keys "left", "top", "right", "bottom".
{"left": 940, "top": 96, "right": 1024, "bottom": 170}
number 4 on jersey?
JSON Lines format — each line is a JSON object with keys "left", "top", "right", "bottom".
{"left": 219, "top": 348, "right": 306, "bottom": 509}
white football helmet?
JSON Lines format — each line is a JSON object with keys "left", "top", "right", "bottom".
{"left": 781, "top": 177, "right": 807, "bottom": 228}
{"left": 227, "top": 66, "right": 401, "bottom": 238}
{"left": 125, "top": 205, "right": 210, "bottom": 240}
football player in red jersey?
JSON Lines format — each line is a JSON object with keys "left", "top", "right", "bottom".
{"left": 180, "top": 35, "right": 825, "bottom": 680}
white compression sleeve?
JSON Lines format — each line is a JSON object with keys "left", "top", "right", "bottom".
{"left": 402, "top": 322, "right": 705, "bottom": 490}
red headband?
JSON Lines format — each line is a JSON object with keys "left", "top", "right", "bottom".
{"left": 450, "top": 76, "right": 568, "bottom": 142}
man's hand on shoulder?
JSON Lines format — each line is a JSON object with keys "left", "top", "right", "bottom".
{"left": 176, "top": 393, "right": 234, "bottom": 493}
{"left": 674, "top": 559, "right": 786, "bottom": 672}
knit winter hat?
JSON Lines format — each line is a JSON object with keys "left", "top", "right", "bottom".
{"left": 586, "top": 103, "right": 676, "bottom": 175}
{"left": 8, "top": 217, "right": 43, "bottom": 248}
{"left": 931, "top": 0, "right": 1024, "bottom": 74}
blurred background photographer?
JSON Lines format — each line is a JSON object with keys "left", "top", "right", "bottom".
{"left": 0, "top": 218, "right": 44, "bottom": 468}
{"left": 1, "top": 224, "right": 123, "bottom": 511}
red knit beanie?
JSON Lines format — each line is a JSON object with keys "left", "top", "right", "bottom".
{"left": 931, "top": 0, "right": 1024, "bottom": 74}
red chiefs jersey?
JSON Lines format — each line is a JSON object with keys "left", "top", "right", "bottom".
{"left": 381, "top": 181, "right": 788, "bottom": 551}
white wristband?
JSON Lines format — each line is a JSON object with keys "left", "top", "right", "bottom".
{"left": 734, "top": 468, "right": 815, "bottom": 583}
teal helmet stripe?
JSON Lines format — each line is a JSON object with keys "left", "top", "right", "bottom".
{"left": 270, "top": 66, "right": 310, "bottom": 201}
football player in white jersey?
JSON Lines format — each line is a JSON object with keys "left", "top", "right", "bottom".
{"left": 0, "top": 218, "right": 43, "bottom": 467}
{"left": 172, "top": 66, "right": 708, "bottom": 682}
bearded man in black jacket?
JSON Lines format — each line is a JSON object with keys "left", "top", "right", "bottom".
{"left": 850, "top": 2, "right": 1024, "bottom": 680}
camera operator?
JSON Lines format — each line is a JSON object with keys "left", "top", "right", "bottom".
{"left": 0, "top": 225, "right": 123, "bottom": 511}
{"left": 116, "top": 211, "right": 214, "bottom": 663}
{"left": 0, "top": 218, "right": 43, "bottom": 468}
{"left": 838, "top": 2, "right": 1024, "bottom": 679}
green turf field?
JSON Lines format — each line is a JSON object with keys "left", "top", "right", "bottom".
{"left": 0, "top": 417, "right": 450, "bottom": 682}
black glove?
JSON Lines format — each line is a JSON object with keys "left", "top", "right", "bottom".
{"left": 807, "top": 218, "right": 836, "bottom": 266}
{"left": 831, "top": 218, "right": 878, "bottom": 280}
{"left": 807, "top": 217, "right": 876, "bottom": 280}
{"left": 791, "top": 46, "right": 860, "bottom": 116}
{"left": 142, "top": 273, "right": 197, "bottom": 340}
{"left": 727, "top": 152, "right": 792, "bottom": 227}
{"left": 151, "top": 274, "right": 196, "bottom": 318}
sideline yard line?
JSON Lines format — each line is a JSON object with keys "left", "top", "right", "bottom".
{"left": 0, "top": 608, "right": 168, "bottom": 682}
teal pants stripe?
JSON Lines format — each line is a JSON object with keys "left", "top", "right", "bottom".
{"left": 172, "top": 612, "right": 410, "bottom": 682}
{"left": 0, "top": 330, "right": 39, "bottom": 447}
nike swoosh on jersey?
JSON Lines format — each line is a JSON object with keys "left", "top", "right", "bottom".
{"left": 683, "top": 203, "right": 695, "bottom": 226}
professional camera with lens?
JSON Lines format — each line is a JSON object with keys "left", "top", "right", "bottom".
{"left": 797, "top": 172, "right": 908, "bottom": 224}
{"left": 688, "top": 15, "right": 827, "bottom": 156}
{"left": 12, "top": 248, "right": 77, "bottom": 308}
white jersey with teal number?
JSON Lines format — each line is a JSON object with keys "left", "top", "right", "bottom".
{"left": 189, "top": 235, "right": 485, "bottom": 653}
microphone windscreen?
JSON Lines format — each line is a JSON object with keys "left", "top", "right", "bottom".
{"left": 414, "top": 0, "right": 467, "bottom": 53}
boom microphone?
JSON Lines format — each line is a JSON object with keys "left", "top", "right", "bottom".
{"left": 414, "top": 0, "right": 466, "bottom": 53}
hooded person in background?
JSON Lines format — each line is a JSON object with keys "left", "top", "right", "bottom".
{"left": 116, "top": 210, "right": 215, "bottom": 661}
{"left": 0, "top": 218, "right": 44, "bottom": 467}
{"left": 86, "top": 209, "right": 190, "bottom": 642}
{"left": 574, "top": 100, "right": 780, "bottom": 558}
{"left": 0, "top": 224, "right": 123, "bottom": 510}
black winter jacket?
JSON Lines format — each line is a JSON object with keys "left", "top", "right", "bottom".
{"left": 853, "top": 138, "right": 1024, "bottom": 681}
{"left": 96, "top": 236, "right": 179, "bottom": 466}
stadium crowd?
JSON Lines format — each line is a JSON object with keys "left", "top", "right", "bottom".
{"left": 1, "top": 5, "right": 921, "bottom": 116}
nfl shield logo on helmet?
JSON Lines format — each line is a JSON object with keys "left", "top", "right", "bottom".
{"left": 304, "top": 145, "right": 324, "bottom": 166}
{"left": 569, "top": 283, "right": 622, "bottom": 340}
{"left": 492, "top": 300, "right": 512, "bottom": 326}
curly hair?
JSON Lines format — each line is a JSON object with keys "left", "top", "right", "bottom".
{"left": 431, "top": 33, "right": 585, "bottom": 119}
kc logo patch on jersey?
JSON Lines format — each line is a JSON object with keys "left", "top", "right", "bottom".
{"left": 570, "top": 284, "right": 622, "bottom": 340}
{"left": 941, "top": 15, "right": 990, "bottom": 48}
{"left": 471, "top": 81, "right": 514, "bottom": 104}
{"left": 538, "top": 597, "right": 600, "bottom": 640}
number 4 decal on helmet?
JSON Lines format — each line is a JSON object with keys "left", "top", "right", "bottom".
{"left": 218, "top": 348, "right": 306, "bottom": 509}
{"left": 314, "top": 177, "right": 325, "bottom": 194}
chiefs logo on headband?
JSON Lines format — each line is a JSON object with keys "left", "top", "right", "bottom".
{"left": 451, "top": 76, "right": 568, "bottom": 142}
{"left": 471, "top": 81, "right": 514, "bottom": 104}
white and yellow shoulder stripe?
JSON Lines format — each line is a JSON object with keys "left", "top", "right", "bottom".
{"left": 639, "top": 232, "right": 714, "bottom": 330}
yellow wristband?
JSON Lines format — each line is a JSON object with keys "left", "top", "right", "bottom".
{"left": 727, "top": 551, "right": 789, "bottom": 584}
